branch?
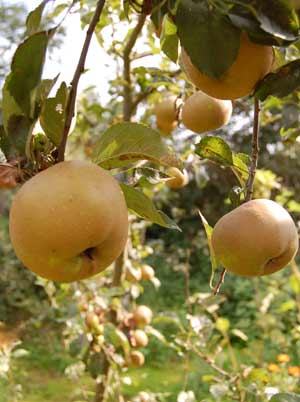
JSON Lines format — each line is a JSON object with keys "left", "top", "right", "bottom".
{"left": 245, "top": 97, "right": 260, "bottom": 202}
{"left": 123, "top": 13, "right": 147, "bottom": 122}
{"left": 189, "top": 343, "right": 234, "bottom": 380}
{"left": 131, "top": 88, "right": 155, "bottom": 114}
{"left": 131, "top": 50, "right": 152, "bottom": 60}
{"left": 57, "top": 0, "right": 106, "bottom": 162}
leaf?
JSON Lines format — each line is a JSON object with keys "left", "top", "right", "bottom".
{"left": 195, "top": 136, "right": 233, "bottom": 166}
{"left": 232, "top": 153, "right": 249, "bottom": 184}
{"left": 26, "top": 1, "right": 48, "bottom": 35}
{"left": 87, "top": 352, "right": 107, "bottom": 379}
{"left": 160, "top": 15, "right": 179, "bottom": 63}
{"left": 198, "top": 210, "right": 218, "bottom": 289}
{"left": 255, "top": 0, "right": 299, "bottom": 41}
{"left": 34, "top": 76, "right": 59, "bottom": 116}
{"left": 40, "top": 82, "right": 68, "bottom": 146}
{"left": 270, "top": 394, "right": 300, "bottom": 402}
{"left": 93, "top": 122, "right": 179, "bottom": 169}
{"left": 175, "top": 0, "right": 241, "bottom": 78}
{"left": 228, "top": 1, "right": 299, "bottom": 45}
{"left": 6, "top": 31, "right": 52, "bottom": 117}
{"left": 120, "top": 183, "right": 180, "bottom": 230}
{"left": 255, "top": 60, "right": 300, "bottom": 101}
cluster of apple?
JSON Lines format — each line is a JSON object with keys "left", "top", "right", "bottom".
{"left": 154, "top": 34, "right": 299, "bottom": 276}
{"left": 155, "top": 33, "right": 273, "bottom": 137}
{"left": 154, "top": 33, "right": 275, "bottom": 191}
{"left": 80, "top": 300, "right": 153, "bottom": 369}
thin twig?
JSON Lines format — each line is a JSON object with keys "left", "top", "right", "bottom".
{"left": 131, "top": 88, "right": 155, "bottom": 114}
{"left": 57, "top": 0, "right": 106, "bottom": 162}
{"left": 245, "top": 97, "right": 260, "bottom": 202}
{"left": 213, "top": 268, "right": 226, "bottom": 295}
{"left": 189, "top": 343, "right": 234, "bottom": 380}
{"left": 123, "top": 13, "right": 147, "bottom": 121}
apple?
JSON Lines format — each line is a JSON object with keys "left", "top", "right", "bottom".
{"left": 211, "top": 199, "right": 298, "bottom": 276}
{"left": 9, "top": 160, "right": 128, "bottom": 282}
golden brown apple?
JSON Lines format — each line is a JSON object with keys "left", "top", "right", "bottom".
{"left": 128, "top": 350, "right": 145, "bottom": 367}
{"left": 154, "top": 96, "right": 178, "bottom": 135}
{"left": 131, "top": 329, "right": 149, "bottom": 348}
{"left": 211, "top": 199, "right": 298, "bottom": 277}
{"left": 166, "top": 167, "right": 189, "bottom": 189}
{"left": 9, "top": 160, "right": 128, "bottom": 282}
{"left": 133, "top": 305, "right": 153, "bottom": 326}
{"left": 181, "top": 33, "right": 273, "bottom": 100}
{"left": 181, "top": 91, "right": 232, "bottom": 133}
{"left": 140, "top": 264, "right": 155, "bottom": 281}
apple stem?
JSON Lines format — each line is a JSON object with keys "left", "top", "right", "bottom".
{"left": 245, "top": 97, "right": 261, "bottom": 202}
{"left": 57, "top": 0, "right": 106, "bottom": 163}
{"left": 213, "top": 268, "right": 226, "bottom": 295}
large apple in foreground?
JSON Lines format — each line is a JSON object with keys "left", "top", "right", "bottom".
{"left": 211, "top": 199, "right": 299, "bottom": 277}
{"left": 9, "top": 160, "right": 128, "bottom": 282}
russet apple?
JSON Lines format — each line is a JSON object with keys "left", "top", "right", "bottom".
{"left": 9, "top": 160, "right": 128, "bottom": 282}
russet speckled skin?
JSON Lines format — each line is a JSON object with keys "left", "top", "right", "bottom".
{"left": 211, "top": 199, "right": 299, "bottom": 277}
{"left": 9, "top": 160, "right": 128, "bottom": 282}
{"left": 181, "top": 33, "right": 274, "bottom": 100}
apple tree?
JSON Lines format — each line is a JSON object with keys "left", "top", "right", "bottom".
{"left": 1, "top": 0, "right": 300, "bottom": 401}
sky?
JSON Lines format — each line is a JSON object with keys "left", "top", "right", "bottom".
{"left": 25, "top": 0, "right": 161, "bottom": 103}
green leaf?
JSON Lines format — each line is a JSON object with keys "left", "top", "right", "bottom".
{"left": 255, "top": 60, "right": 300, "bottom": 101}
{"left": 270, "top": 394, "right": 300, "bottom": 402}
{"left": 278, "top": 300, "right": 296, "bottom": 312}
{"left": 34, "top": 76, "right": 59, "bottom": 117}
{"left": 255, "top": 0, "right": 299, "bottom": 41}
{"left": 26, "top": 1, "right": 47, "bottom": 35}
{"left": 228, "top": 1, "right": 299, "bottom": 45}
{"left": 195, "top": 136, "right": 233, "bottom": 166}
{"left": 87, "top": 352, "right": 107, "bottom": 379}
{"left": 198, "top": 210, "right": 218, "bottom": 289}
{"left": 40, "top": 82, "right": 68, "bottom": 146}
{"left": 6, "top": 31, "right": 51, "bottom": 117}
{"left": 232, "top": 153, "right": 249, "bottom": 184}
{"left": 176, "top": 0, "right": 240, "bottom": 78}
{"left": 160, "top": 15, "right": 179, "bottom": 62}
{"left": 69, "top": 335, "right": 89, "bottom": 358}
{"left": 120, "top": 183, "right": 180, "bottom": 230}
{"left": 93, "top": 122, "right": 179, "bottom": 169}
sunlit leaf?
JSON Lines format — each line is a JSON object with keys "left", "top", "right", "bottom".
{"left": 93, "top": 122, "right": 179, "bottom": 169}
{"left": 40, "top": 82, "right": 68, "bottom": 146}
{"left": 26, "top": 1, "right": 48, "bottom": 35}
{"left": 195, "top": 136, "right": 233, "bottom": 166}
{"left": 120, "top": 183, "right": 180, "bottom": 230}
{"left": 198, "top": 210, "right": 218, "bottom": 289}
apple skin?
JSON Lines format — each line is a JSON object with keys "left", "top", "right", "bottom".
{"left": 181, "top": 91, "right": 232, "bottom": 134}
{"left": 166, "top": 167, "right": 189, "bottom": 189}
{"left": 133, "top": 305, "right": 153, "bottom": 326}
{"left": 211, "top": 199, "right": 299, "bottom": 277}
{"left": 154, "top": 96, "right": 178, "bottom": 135}
{"left": 9, "top": 160, "right": 128, "bottom": 283}
{"left": 181, "top": 33, "right": 274, "bottom": 100}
